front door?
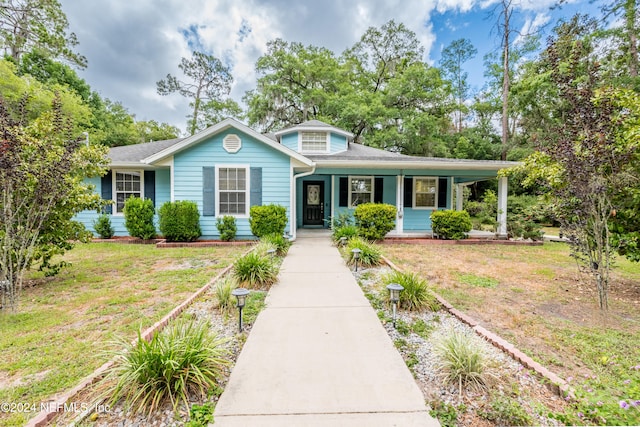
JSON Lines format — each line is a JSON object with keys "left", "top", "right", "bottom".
{"left": 303, "top": 181, "right": 324, "bottom": 226}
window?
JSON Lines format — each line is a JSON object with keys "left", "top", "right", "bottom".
{"left": 300, "top": 131, "right": 327, "bottom": 151}
{"left": 217, "top": 166, "right": 248, "bottom": 215}
{"left": 115, "top": 171, "right": 142, "bottom": 213}
{"left": 349, "top": 176, "right": 373, "bottom": 208}
{"left": 413, "top": 177, "right": 437, "bottom": 209}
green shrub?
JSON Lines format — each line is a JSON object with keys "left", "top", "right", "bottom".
{"left": 480, "top": 394, "right": 533, "bottom": 426}
{"left": 345, "top": 237, "right": 382, "bottom": 267}
{"left": 93, "top": 214, "right": 115, "bottom": 239}
{"left": 332, "top": 225, "right": 358, "bottom": 242}
{"left": 249, "top": 204, "right": 287, "bottom": 238}
{"left": 353, "top": 203, "right": 397, "bottom": 241}
{"left": 429, "top": 400, "right": 465, "bottom": 427}
{"left": 330, "top": 212, "right": 353, "bottom": 229}
{"left": 216, "top": 215, "right": 237, "bottom": 241}
{"left": 214, "top": 276, "right": 237, "bottom": 315}
{"left": 253, "top": 241, "right": 278, "bottom": 257}
{"left": 185, "top": 402, "right": 215, "bottom": 427}
{"left": 463, "top": 200, "right": 484, "bottom": 216}
{"left": 123, "top": 197, "right": 156, "bottom": 239}
{"left": 158, "top": 200, "right": 201, "bottom": 242}
{"left": 431, "top": 210, "right": 472, "bottom": 240}
{"left": 383, "top": 270, "right": 439, "bottom": 312}
{"left": 233, "top": 252, "right": 278, "bottom": 289}
{"left": 508, "top": 215, "right": 544, "bottom": 240}
{"left": 99, "top": 319, "right": 230, "bottom": 415}
{"left": 260, "top": 232, "right": 291, "bottom": 255}
{"left": 436, "top": 330, "right": 489, "bottom": 394}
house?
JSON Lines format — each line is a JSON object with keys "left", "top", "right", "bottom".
{"left": 75, "top": 118, "right": 517, "bottom": 240}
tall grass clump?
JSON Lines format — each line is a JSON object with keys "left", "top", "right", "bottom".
{"left": 214, "top": 276, "right": 237, "bottom": 315}
{"left": 99, "top": 319, "right": 230, "bottom": 415}
{"left": 346, "top": 237, "right": 382, "bottom": 267}
{"left": 233, "top": 252, "right": 278, "bottom": 289}
{"left": 260, "top": 232, "right": 291, "bottom": 255}
{"left": 383, "top": 271, "right": 439, "bottom": 311}
{"left": 435, "top": 330, "right": 490, "bottom": 396}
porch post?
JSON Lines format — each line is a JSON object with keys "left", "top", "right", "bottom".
{"left": 396, "top": 175, "right": 404, "bottom": 235}
{"left": 449, "top": 176, "right": 455, "bottom": 209}
{"left": 497, "top": 176, "right": 508, "bottom": 238}
{"left": 456, "top": 184, "right": 464, "bottom": 211}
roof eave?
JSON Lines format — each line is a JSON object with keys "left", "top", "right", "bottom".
{"left": 313, "top": 159, "right": 521, "bottom": 171}
{"left": 274, "top": 126, "right": 354, "bottom": 139}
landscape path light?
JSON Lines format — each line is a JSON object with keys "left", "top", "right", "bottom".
{"left": 339, "top": 236, "right": 347, "bottom": 247}
{"left": 266, "top": 248, "right": 276, "bottom": 259}
{"left": 351, "top": 248, "right": 362, "bottom": 272}
{"left": 231, "top": 288, "right": 250, "bottom": 332}
{"left": 386, "top": 283, "right": 404, "bottom": 328}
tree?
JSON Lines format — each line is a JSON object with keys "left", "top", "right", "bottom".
{"left": 135, "top": 120, "right": 180, "bottom": 143}
{"left": 0, "top": 0, "right": 86, "bottom": 68}
{"left": 157, "top": 51, "right": 233, "bottom": 135}
{"left": 0, "top": 94, "right": 109, "bottom": 311}
{"left": 439, "top": 38, "right": 477, "bottom": 132}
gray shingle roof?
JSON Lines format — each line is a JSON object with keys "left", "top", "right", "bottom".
{"left": 108, "top": 138, "right": 183, "bottom": 163}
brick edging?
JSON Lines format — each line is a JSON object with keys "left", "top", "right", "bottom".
{"left": 26, "top": 246, "right": 254, "bottom": 427}
{"left": 380, "top": 255, "right": 572, "bottom": 398}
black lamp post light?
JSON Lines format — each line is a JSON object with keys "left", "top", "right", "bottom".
{"left": 338, "top": 236, "right": 348, "bottom": 247}
{"left": 231, "top": 288, "right": 250, "bottom": 332}
{"left": 386, "top": 283, "right": 404, "bottom": 328}
{"left": 351, "top": 248, "right": 362, "bottom": 272}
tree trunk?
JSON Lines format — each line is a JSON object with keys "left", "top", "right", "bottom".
{"left": 501, "top": 0, "right": 511, "bottom": 161}
{"left": 626, "top": 0, "right": 639, "bottom": 77}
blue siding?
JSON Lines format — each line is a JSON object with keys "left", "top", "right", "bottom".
{"left": 281, "top": 133, "right": 298, "bottom": 151}
{"left": 329, "top": 133, "right": 347, "bottom": 153}
{"left": 173, "top": 129, "right": 291, "bottom": 239}
{"left": 155, "top": 169, "right": 171, "bottom": 208}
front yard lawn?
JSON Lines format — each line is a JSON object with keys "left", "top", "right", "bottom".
{"left": 0, "top": 243, "right": 247, "bottom": 427}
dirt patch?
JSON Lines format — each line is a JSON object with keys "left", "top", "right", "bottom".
{"left": 152, "top": 258, "right": 219, "bottom": 271}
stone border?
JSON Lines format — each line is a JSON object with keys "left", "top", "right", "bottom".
{"left": 381, "top": 238, "right": 543, "bottom": 246}
{"left": 26, "top": 247, "right": 253, "bottom": 427}
{"left": 380, "top": 254, "right": 572, "bottom": 398}
{"left": 92, "top": 238, "right": 255, "bottom": 248}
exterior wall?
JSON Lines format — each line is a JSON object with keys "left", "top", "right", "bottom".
{"left": 173, "top": 129, "right": 291, "bottom": 239}
{"left": 329, "top": 133, "right": 347, "bottom": 153}
{"left": 155, "top": 169, "right": 171, "bottom": 208}
{"left": 281, "top": 133, "right": 298, "bottom": 151}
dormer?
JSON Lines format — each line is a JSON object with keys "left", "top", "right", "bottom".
{"left": 274, "top": 120, "right": 353, "bottom": 155}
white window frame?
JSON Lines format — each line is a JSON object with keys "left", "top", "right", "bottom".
{"left": 348, "top": 175, "right": 374, "bottom": 208}
{"left": 413, "top": 176, "right": 438, "bottom": 210}
{"left": 215, "top": 164, "right": 250, "bottom": 218}
{"left": 299, "top": 131, "right": 329, "bottom": 153}
{"left": 113, "top": 170, "right": 144, "bottom": 214}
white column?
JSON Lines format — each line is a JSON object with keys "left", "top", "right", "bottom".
{"left": 497, "top": 176, "right": 508, "bottom": 238}
{"left": 449, "top": 177, "right": 455, "bottom": 209}
{"left": 456, "top": 183, "right": 464, "bottom": 211}
{"left": 396, "top": 175, "right": 404, "bottom": 235}
{"left": 330, "top": 175, "right": 335, "bottom": 227}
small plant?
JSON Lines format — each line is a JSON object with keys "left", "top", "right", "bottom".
{"left": 249, "top": 204, "right": 287, "bottom": 238}
{"left": 332, "top": 224, "right": 358, "bottom": 242}
{"left": 431, "top": 210, "right": 472, "bottom": 240}
{"left": 480, "top": 394, "right": 533, "bottom": 426}
{"left": 345, "top": 237, "right": 382, "bottom": 267}
{"left": 98, "top": 319, "right": 230, "bottom": 415}
{"left": 158, "top": 200, "right": 201, "bottom": 242}
{"left": 435, "top": 330, "right": 489, "bottom": 395}
{"left": 330, "top": 211, "right": 353, "bottom": 229}
{"left": 93, "top": 214, "right": 115, "bottom": 239}
{"left": 429, "top": 399, "right": 465, "bottom": 427}
{"left": 123, "top": 197, "right": 156, "bottom": 240}
{"left": 185, "top": 402, "right": 215, "bottom": 427}
{"left": 260, "top": 232, "right": 291, "bottom": 255}
{"left": 233, "top": 252, "right": 278, "bottom": 289}
{"left": 412, "top": 318, "right": 435, "bottom": 339}
{"left": 383, "top": 270, "right": 439, "bottom": 312}
{"left": 253, "top": 241, "right": 278, "bottom": 257}
{"left": 214, "top": 276, "right": 237, "bottom": 315}
{"left": 353, "top": 203, "right": 397, "bottom": 240}
{"left": 216, "top": 215, "right": 237, "bottom": 241}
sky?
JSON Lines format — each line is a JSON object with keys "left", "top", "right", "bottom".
{"left": 60, "top": 0, "right": 596, "bottom": 135}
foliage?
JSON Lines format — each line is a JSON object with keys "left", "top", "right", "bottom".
{"left": 135, "top": 120, "right": 180, "bottom": 143}
{"left": 429, "top": 400, "right": 464, "bottom": 427}
{"left": 431, "top": 210, "right": 472, "bottom": 240}
{"left": 99, "top": 319, "right": 230, "bottom": 415}
{"left": 330, "top": 211, "right": 353, "bottom": 229}
{"left": 332, "top": 225, "right": 359, "bottom": 242}
{"left": 249, "top": 204, "right": 287, "bottom": 238}
{"left": 216, "top": 215, "right": 237, "bottom": 242}
{"left": 233, "top": 252, "right": 278, "bottom": 290}
{"left": 353, "top": 203, "right": 397, "bottom": 241}
{"left": 383, "top": 270, "right": 439, "bottom": 312}
{"left": 480, "top": 394, "right": 533, "bottom": 426}
{"left": 439, "top": 38, "right": 478, "bottom": 132}
{"left": 260, "top": 232, "right": 291, "bottom": 256}
{"left": 123, "top": 197, "right": 156, "bottom": 240}
{"left": 185, "top": 402, "right": 215, "bottom": 427}
{"left": 214, "top": 276, "right": 237, "bottom": 316}
{"left": 0, "top": 95, "right": 108, "bottom": 311}
{"left": 435, "top": 330, "right": 489, "bottom": 395}
{"left": 158, "top": 200, "right": 201, "bottom": 242}
{"left": 93, "top": 214, "right": 115, "bottom": 239}
{"left": 345, "top": 237, "right": 382, "bottom": 267}
{"left": 507, "top": 215, "right": 543, "bottom": 240}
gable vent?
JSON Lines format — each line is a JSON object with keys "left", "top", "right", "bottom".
{"left": 223, "top": 134, "right": 242, "bottom": 153}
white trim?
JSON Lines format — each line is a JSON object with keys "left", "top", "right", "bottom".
{"left": 347, "top": 175, "right": 374, "bottom": 208}
{"left": 170, "top": 158, "right": 175, "bottom": 202}
{"left": 215, "top": 164, "right": 250, "bottom": 218}
{"left": 112, "top": 169, "right": 144, "bottom": 215}
{"left": 412, "top": 176, "right": 438, "bottom": 210}
{"left": 299, "top": 131, "right": 330, "bottom": 154}
{"left": 456, "top": 183, "right": 464, "bottom": 211}
{"left": 497, "top": 176, "right": 508, "bottom": 237}
{"left": 396, "top": 175, "right": 404, "bottom": 234}
{"left": 330, "top": 175, "right": 335, "bottom": 226}
{"left": 275, "top": 124, "right": 354, "bottom": 139}
{"left": 449, "top": 176, "right": 455, "bottom": 209}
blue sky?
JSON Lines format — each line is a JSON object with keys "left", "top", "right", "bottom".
{"left": 59, "top": 0, "right": 600, "bottom": 134}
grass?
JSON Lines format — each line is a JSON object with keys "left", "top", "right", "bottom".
{"left": 456, "top": 273, "right": 499, "bottom": 288}
{"left": 0, "top": 242, "right": 246, "bottom": 427}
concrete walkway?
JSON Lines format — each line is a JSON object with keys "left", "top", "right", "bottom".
{"left": 214, "top": 232, "right": 439, "bottom": 426}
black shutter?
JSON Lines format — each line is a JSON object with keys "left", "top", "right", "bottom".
{"left": 403, "top": 177, "right": 413, "bottom": 208}
{"left": 250, "top": 167, "right": 262, "bottom": 207}
{"left": 101, "top": 170, "right": 112, "bottom": 214}
{"left": 144, "top": 171, "right": 156, "bottom": 206}
{"left": 374, "top": 177, "right": 384, "bottom": 203}
{"left": 438, "top": 177, "right": 448, "bottom": 209}
{"left": 203, "top": 167, "right": 215, "bottom": 216}
{"left": 339, "top": 177, "right": 348, "bottom": 207}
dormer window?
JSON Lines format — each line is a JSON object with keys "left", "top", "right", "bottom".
{"left": 300, "top": 131, "right": 328, "bottom": 152}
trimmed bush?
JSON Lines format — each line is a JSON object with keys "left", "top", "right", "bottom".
{"left": 99, "top": 319, "right": 230, "bottom": 415}
{"left": 123, "top": 197, "right": 156, "bottom": 240}
{"left": 233, "top": 252, "right": 278, "bottom": 289}
{"left": 249, "top": 204, "right": 287, "bottom": 238}
{"left": 260, "top": 232, "right": 291, "bottom": 255}
{"left": 431, "top": 210, "right": 472, "bottom": 240}
{"left": 158, "top": 200, "right": 201, "bottom": 242}
{"left": 216, "top": 215, "right": 237, "bottom": 241}
{"left": 93, "top": 214, "right": 115, "bottom": 239}
{"left": 353, "top": 203, "right": 397, "bottom": 241}
{"left": 345, "top": 237, "right": 382, "bottom": 267}
{"left": 383, "top": 271, "right": 439, "bottom": 312}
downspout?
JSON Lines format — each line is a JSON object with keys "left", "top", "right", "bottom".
{"left": 290, "top": 163, "right": 316, "bottom": 241}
